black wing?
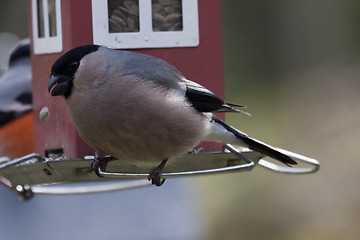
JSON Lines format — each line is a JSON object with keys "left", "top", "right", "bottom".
{"left": 118, "top": 50, "right": 249, "bottom": 114}
{"left": 184, "top": 79, "right": 249, "bottom": 115}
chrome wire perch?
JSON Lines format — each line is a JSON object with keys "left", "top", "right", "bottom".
{"left": 0, "top": 144, "right": 319, "bottom": 200}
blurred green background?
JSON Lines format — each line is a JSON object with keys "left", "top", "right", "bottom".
{"left": 197, "top": 1, "right": 360, "bottom": 239}
{"left": 1, "top": 0, "right": 360, "bottom": 239}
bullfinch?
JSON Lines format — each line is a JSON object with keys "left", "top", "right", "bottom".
{"left": 48, "top": 45, "right": 296, "bottom": 186}
{"left": 0, "top": 39, "right": 34, "bottom": 159}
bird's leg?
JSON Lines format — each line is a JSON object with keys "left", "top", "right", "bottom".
{"left": 148, "top": 159, "right": 168, "bottom": 187}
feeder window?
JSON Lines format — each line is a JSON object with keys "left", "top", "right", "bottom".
{"left": 92, "top": 0, "right": 199, "bottom": 49}
{"left": 108, "top": 0, "right": 140, "bottom": 33}
{"left": 31, "top": 0, "right": 63, "bottom": 54}
{"left": 152, "top": 0, "right": 183, "bottom": 32}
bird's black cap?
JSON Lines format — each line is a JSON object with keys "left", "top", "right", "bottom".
{"left": 51, "top": 44, "right": 100, "bottom": 77}
{"left": 9, "top": 40, "right": 30, "bottom": 65}
{"left": 49, "top": 45, "right": 100, "bottom": 98}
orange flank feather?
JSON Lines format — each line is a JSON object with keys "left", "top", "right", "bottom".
{"left": 0, "top": 112, "right": 34, "bottom": 159}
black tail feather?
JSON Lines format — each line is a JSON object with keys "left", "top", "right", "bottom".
{"left": 212, "top": 117, "right": 297, "bottom": 166}
{"left": 240, "top": 136, "right": 297, "bottom": 166}
{"left": 226, "top": 102, "right": 247, "bottom": 108}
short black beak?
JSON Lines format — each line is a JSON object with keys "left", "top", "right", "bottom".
{"left": 48, "top": 75, "right": 72, "bottom": 96}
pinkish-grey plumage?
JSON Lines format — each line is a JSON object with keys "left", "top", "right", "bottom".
{"left": 48, "top": 45, "right": 297, "bottom": 173}
{"left": 68, "top": 51, "right": 207, "bottom": 166}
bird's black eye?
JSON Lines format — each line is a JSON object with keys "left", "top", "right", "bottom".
{"left": 68, "top": 61, "right": 79, "bottom": 70}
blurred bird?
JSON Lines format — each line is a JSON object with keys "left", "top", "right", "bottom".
{"left": 48, "top": 45, "right": 296, "bottom": 186}
{"left": 0, "top": 39, "right": 34, "bottom": 159}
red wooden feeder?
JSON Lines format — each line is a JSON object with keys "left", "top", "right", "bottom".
{"left": 29, "top": 0, "right": 225, "bottom": 158}
{"left": 0, "top": 0, "right": 319, "bottom": 200}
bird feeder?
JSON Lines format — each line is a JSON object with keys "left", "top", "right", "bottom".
{"left": 29, "top": 0, "right": 225, "bottom": 159}
{"left": 0, "top": 0, "right": 319, "bottom": 200}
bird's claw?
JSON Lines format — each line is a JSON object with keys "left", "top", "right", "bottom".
{"left": 90, "top": 151, "right": 101, "bottom": 174}
{"left": 148, "top": 159, "right": 168, "bottom": 187}
{"left": 90, "top": 158, "right": 99, "bottom": 173}
{"left": 188, "top": 147, "right": 204, "bottom": 153}
{"left": 90, "top": 152, "right": 113, "bottom": 177}
{"left": 147, "top": 168, "right": 166, "bottom": 186}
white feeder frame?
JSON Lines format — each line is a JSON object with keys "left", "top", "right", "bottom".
{"left": 31, "top": 0, "right": 63, "bottom": 54}
{"left": 92, "top": 0, "right": 199, "bottom": 49}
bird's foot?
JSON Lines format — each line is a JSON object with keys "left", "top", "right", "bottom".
{"left": 90, "top": 152, "right": 114, "bottom": 176}
{"left": 90, "top": 152, "right": 101, "bottom": 173}
{"left": 188, "top": 147, "right": 204, "bottom": 153}
{"left": 90, "top": 159, "right": 99, "bottom": 174}
{"left": 148, "top": 159, "right": 168, "bottom": 187}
